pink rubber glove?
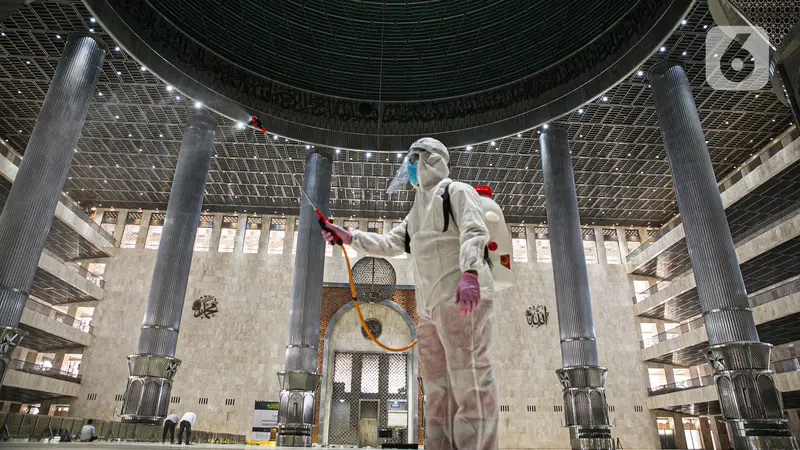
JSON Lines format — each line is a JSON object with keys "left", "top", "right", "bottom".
{"left": 455, "top": 272, "right": 480, "bottom": 316}
{"left": 321, "top": 222, "right": 353, "bottom": 245}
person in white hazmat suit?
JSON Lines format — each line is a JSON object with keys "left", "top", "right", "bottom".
{"left": 321, "top": 137, "right": 499, "bottom": 450}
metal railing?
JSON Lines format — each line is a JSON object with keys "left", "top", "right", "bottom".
{"left": 648, "top": 358, "right": 800, "bottom": 397}
{"left": 640, "top": 316, "right": 705, "bottom": 348}
{"left": 58, "top": 193, "right": 118, "bottom": 245}
{"left": 0, "top": 412, "right": 246, "bottom": 443}
{"left": 647, "top": 375, "right": 715, "bottom": 396}
{"left": 773, "top": 357, "right": 800, "bottom": 374}
{"left": 24, "top": 301, "right": 93, "bottom": 334}
{"left": 40, "top": 246, "right": 106, "bottom": 289}
{"left": 640, "top": 276, "right": 800, "bottom": 349}
{"left": 0, "top": 145, "right": 117, "bottom": 246}
{"left": 9, "top": 359, "right": 81, "bottom": 383}
{"left": 632, "top": 201, "right": 800, "bottom": 304}
{"left": 733, "top": 201, "right": 800, "bottom": 248}
{"left": 626, "top": 126, "right": 799, "bottom": 262}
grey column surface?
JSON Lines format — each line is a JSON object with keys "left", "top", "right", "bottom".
{"left": 209, "top": 213, "right": 223, "bottom": 253}
{"left": 276, "top": 148, "right": 334, "bottom": 447}
{"left": 594, "top": 227, "right": 607, "bottom": 265}
{"left": 650, "top": 60, "right": 797, "bottom": 449}
{"left": 540, "top": 127, "right": 612, "bottom": 449}
{"left": 112, "top": 209, "right": 128, "bottom": 245}
{"left": 136, "top": 210, "right": 153, "bottom": 248}
{"left": 121, "top": 112, "right": 217, "bottom": 424}
{"left": 0, "top": 33, "right": 106, "bottom": 387}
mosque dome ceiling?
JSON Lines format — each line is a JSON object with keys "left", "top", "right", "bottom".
{"left": 84, "top": 0, "right": 692, "bottom": 150}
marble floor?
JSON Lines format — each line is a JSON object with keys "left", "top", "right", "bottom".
{"left": 0, "top": 444, "right": 378, "bottom": 450}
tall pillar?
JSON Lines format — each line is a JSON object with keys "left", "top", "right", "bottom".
{"left": 120, "top": 112, "right": 217, "bottom": 423}
{"left": 650, "top": 61, "right": 798, "bottom": 449}
{"left": 540, "top": 128, "right": 613, "bottom": 449}
{"left": 594, "top": 227, "right": 607, "bottom": 265}
{"left": 672, "top": 414, "right": 688, "bottom": 449}
{"left": 276, "top": 148, "right": 333, "bottom": 447}
{"left": 112, "top": 209, "right": 128, "bottom": 245}
{"left": 525, "top": 224, "right": 538, "bottom": 263}
{"left": 136, "top": 210, "right": 153, "bottom": 248}
{"left": 233, "top": 214, "right": 247, "bottom": 252}
{"left": 617, "top": 229, "right": 629, "bottom": 262}
{"left": 0, "top": 33, "right": 106, "bottom": 387}
{"left": 209, "top": 213, "right": 223, "bottom": 253}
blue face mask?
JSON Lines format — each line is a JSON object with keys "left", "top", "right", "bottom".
{"left": 407, "top": 161, "right": 419, "bottom": 185}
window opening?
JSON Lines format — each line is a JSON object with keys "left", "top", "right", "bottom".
{"left": 535, "top": 227, "right": 551, "bottom": 263}
{"left": 100, "top": 211, "right": 118, "bottom": 236}
{"left": 603, "top": 229, "right": 621, "bottom": 264}
{"left": 268, "top": 218, "right": 287, "bottom": 255}
{"left": 243, "top": 216, "right": 262, "bottom": 254}
{"left": 120, "top": 212, "right": 142, "bottom": 248}
{"left": 194, "top": 215, "right": 214, "bottom": 251}
{"left": 511, "top": 226, "right": 529, "bottom": 263}
{"left": 145, "top": 213, "right": 166, "bottom": 249}
{"left": 218, "top": 215, "right": 239, "bottom": 252}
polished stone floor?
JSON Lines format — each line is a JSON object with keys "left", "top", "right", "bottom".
{"left": 2, "top": 445, "right": 251, "bottom": 450}
{"left": 0, "top": 442, "right": 378, "bottom": 450}
{"left": 0, "top": 444, "right": 363, "bottom": 450}
{"left": 0, "top": 443, "right": 421, "bottom": 450}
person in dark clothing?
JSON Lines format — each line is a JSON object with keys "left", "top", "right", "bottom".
{"left": 162, "top": 413, "right": 178, "bottom": 444}
{"left": 176, "top": 412, "right": 196, "bottom": 445}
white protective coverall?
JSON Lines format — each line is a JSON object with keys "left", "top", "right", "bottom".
{"left": 349, "top": 137, "right": 499, "bottom": 450}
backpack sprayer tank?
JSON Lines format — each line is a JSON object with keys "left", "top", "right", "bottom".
{"left": 474, "top": 186, "right": 515, "bottom": 291}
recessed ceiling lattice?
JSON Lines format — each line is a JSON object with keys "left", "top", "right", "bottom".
{"left": 0, "top": 1, "right": 793, "bottom": 226}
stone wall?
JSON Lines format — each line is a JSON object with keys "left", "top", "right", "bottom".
{"left": 70, "top": 214, "right": 659, "bottom": 449}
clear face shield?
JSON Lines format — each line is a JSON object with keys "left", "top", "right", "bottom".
{"left": 387, "top": 147, "right": 424, "bottom": 194}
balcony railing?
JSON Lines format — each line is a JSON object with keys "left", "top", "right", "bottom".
{"left": 626, "top": 126, "right": 799, "bottom": 263}
{"left": 24, "top": 301, "right": 93, "bottom": 335}
{"left": 0, "top": 412, "right": 246, "bottom": 443}
{"left": 40, "top": 246, "right": 106, "bottom": 289}
{"left": 773, "top": 357, "right": 800, "bottom": 374}
{"left": 0, "top": 145, "right": 117, "bottom": 246}
{"left": 648, "top": 375, "right": 715, "bottom": 396}
{"left": 640, "top": 316, "right": 705, "bottom": 348}
{"left": 632, "top": 202, "right": 800, "bottom": 305}
{"left": 640, "top": 276, "right": 800, "bottom": 348}
{"left": 9, "top": 359, "right": 81, "bottom": 383}
{"left": 649, "top": 358, "right": 800, "bottom": 397}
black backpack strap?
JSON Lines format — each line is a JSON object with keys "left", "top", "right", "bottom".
{"left": 404, "top": 222, "right": 411, "bottom": 254}
{"left": 442, "top": 183, "right": 455, "bottom": 232}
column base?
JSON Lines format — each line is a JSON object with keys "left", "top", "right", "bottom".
{"left": 726, "top": 419, "right": 799, "bottom": 449}
{"left": 569, "top": 426, "right": 613, "bottom": 449}
{"left": 275, "top": 430, "right": 313, "bottom": 447}
{"left": 275, "top": 370, "right": 321, "bottom": 448}
{"left": 120, "top": 354, "right": 180, "bottom": 423}
{"left": 729, "top": 436, "right": 799, "bottom": 450}
{"left": 707, "top": 342, "right": 800, "bottom": 446}
{"left": 557, "top": 366, "right": 613, "bottom": 450}
{"left": 0, "top": 326, "right": 24, "bottom": 388}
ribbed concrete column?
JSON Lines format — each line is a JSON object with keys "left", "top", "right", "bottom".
{"left": 121, "top": 112, "right": 217, "bottom": 423}
{"left": 650, "top": 61, "right": 797, "bottom": 449}
{"left": 0, "top": 33, "right": 106, "bottom": 387}
{"left": 540, "top": 127, "right": 612, "bottom": 449}
{"left": 276, "top": 148, "right": 333, "bottom": 447}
